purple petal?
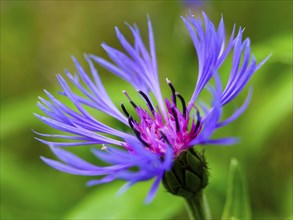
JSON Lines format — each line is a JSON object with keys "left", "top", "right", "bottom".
{"left": 49, "top": 146, "right": 100, "bottom": 170}
{"left": 117, "top": 181, "right": 136, "bottom": 196}
{"left": 41, "top": 156, "right": 128, "bottom": 175}
{"left": 217, "top": 88, "right": 252, "bottom": 128}
{"left": 41, "top": 157, "right": 103, "bottom": 176}
{"left": 145, "top": 174, "right": 163, "bottom": 203}
{"left": 202, "top": 137, "right": 239, "bottom": 145}
{"left": 86, "top": 174, "right": 118, "bottom": 186}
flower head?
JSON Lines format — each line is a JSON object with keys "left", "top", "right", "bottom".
{"left": 35, "top": 12, "right": 269, "bottom": 203}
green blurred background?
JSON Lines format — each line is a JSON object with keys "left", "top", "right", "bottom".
{"left": 1, "top": 1, "right": 292, "bottom": 219}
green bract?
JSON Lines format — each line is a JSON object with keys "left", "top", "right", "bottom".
{"left": 162, "top": 149, "right": 208, "bottom": 199}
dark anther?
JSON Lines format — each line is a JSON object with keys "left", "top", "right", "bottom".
{"left": 130, "top": 100, "right": 137, "bottom": 109}
{"left": 138, "top": 90, "right": 155, "bottom": 113}
{"left": 128, "top": 116, "right": 149, "bottom": 147}
{"left": 195, "top": 108, "right": 201, "bottom": 131}
{"left": 167, "top": 78, "right": 176, "bottom": 106}
{"left": 128, "top": 116, "right": 135, "bottom": 130}
{"left": 123, "top": 90, "right": 137, "bottom": 109}
{"left": 134, "top": 130, "right": 149, "bottom": 147}
{"left": 120, "top": 103, "right": 130, "bottom": 118}
{"left": 160, "top": 131, "right": 171, "bottom": 146}
{"left": 175, "top": 92, "right": 186, "bottom": 117}
{"left": 171, "top": 108, "right": 180, "bottom": 132}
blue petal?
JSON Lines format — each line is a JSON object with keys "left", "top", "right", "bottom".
{"left": 217, "top": 88, "right": 252, "bottom": 128}
{"left": 86, "top": 174, "right": 118, "bottom": 186}
{"left": 41, "top": 157, "right": 107, "bottom": 176}
{"left": 117, "top": 181, "right": 136, "bottom": 196}
{"left": 49, "top": 146, "right": 101, "bottom": 170}
{"left": 145, "top": 174, "right": 163, "bottom": 204}
{"left": 202, "top": 137, "right": 239, "bottom": 145}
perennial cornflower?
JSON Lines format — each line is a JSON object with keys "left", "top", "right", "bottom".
{"left": 35, "top": 12, "right": 269, "bottom": 204}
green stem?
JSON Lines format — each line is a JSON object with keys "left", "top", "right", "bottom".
{"left": 185, "top": 191, "right": 211, "bottom": 220}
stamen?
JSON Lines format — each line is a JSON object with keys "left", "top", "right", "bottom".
{"left": 175, "top": 92, "right": 186, "bottom": 117}
{"left": 137, "top": 90, "right": 155, "bottom": 113}
{"left": 120, "top": 103, "right": 130, "bottom": 118}
{"left": 195, "top": 108, "right": 201, "bottom": 131}
{"left": 134, "top": 130, "right": 149, "bottom": 147}
{"left": 128, "top": 116, "right": 136, "bottom": 130}
{"left": 171, "top": 107, "right": 180, "bottom": 132}
{"left": 160, "top": 131, "right": 171, "bottom": 146}
{"left": 123, "top": 90, "right": 137, "bottom": 108}
{"left": 166, "top": 78, "right": 176, "bottom": 106}
{"left": 128, "top": 116, "right": 149, "bottom": 147}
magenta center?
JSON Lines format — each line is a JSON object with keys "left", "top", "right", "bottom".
{"left": 121, "top": 80, "right": 201, "bottom": 157}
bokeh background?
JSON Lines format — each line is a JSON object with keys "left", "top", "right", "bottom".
{"left": 1, "top": 1, "right": 292, "bottom": 219}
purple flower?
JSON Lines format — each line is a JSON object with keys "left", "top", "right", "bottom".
{"left": 35, "top": 12, "right": 269, "bottom": 203}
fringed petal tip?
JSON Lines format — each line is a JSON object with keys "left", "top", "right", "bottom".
{"left": 114, "top": 177, "right": 162, "bottom": 204}
{"left": 86, "top": 175, "right": 117, "bottom": 187}
{"left": 205, "top": 137, "right": 240, "bottom": 146}
{"left": 217, "top": 88, "right": 253, "bottom": 128}
{"left": 144, "top": 174, "right": 162, "bottom": 204}
{"left": 116, "top": 181, "right": 135, "bottom": 197}
{"left": 256, "top": 53, "right": 272, "bottom": 70}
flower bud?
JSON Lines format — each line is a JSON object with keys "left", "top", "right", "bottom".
{"left": 162, "top": 148, "right": 208, "bottom": 199}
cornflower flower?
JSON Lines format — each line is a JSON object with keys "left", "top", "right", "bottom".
{"left": 35, "top": 12, "right": 269, "bottom": 203}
